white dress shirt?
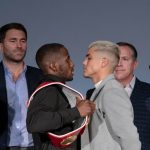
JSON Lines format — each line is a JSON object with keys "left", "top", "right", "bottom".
{"left": 124, "top": 75, "right": 136, "bottom": 97}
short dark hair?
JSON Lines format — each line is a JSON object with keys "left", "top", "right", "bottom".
{"left": 117, "top": 42, "right": 138, "bottom": 60}
{"left": 36, "top": 43, "right": 66, "bottom": 70}
{"left": 0, "top": 22, "right": 27, "bottom": 42}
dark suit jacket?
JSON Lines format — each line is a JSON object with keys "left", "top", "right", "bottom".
{"left": 0, "top": 62, "right": 43, "bottom": 149}
{"left": 26, "top": 75, "right": 81, "bottom": 150}
{"left": 130, "top": 78, "right": 150, "bottom": 150}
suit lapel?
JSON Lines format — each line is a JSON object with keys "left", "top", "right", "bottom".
{"left": 90, "top": 84, "right": 104, "bottom": 101}
{"left": 0, "top": 62, "right": 7, "bottom": 103}
{"left": 90, "top": 74, "right": 115, "bottom": 101}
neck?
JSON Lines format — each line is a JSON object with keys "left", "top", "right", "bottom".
{"left": 119, "top": 76, "right": 134, "bottom": 87}
{"left": 3, "top": 60, "right": 25, "bottom": 81}
{"left": 92, "top": 71, "right": 113, "bottom": 84}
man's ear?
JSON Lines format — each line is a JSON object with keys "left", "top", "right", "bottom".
{"left": 49, "top": 62, "right": 58, "bottom": 72}
{"left": 0, "top": 43, "right": 3, "bottom": 53}
{"left": 101, "top": 57, "right": 109, "bottom": 68}
{"left": 133, "top": 60, "right": 138, "bottom": 71}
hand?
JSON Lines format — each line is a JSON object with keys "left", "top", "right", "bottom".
{"left": 76, "top": 97, "right": 95, "bottom": 117}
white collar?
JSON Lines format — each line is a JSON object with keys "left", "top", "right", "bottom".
{"left": 95, "top": 80, "right": 102, "bottom": 89}
{"left": 125, "top": 75, "right": 136, "bottom": 89}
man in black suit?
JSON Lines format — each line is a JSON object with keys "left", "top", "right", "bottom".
{"left": 114, "top": 42, "right": 150, "bottom": 150}
{"left": 0, "top": 22, "right": 42, "bottom": 150}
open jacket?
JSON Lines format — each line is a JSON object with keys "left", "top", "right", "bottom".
{"left": 0, "top": 62, "right": 43, "bottom": 149}
{"left": 130, "top": 78, "right": 150, "bottom": 150}
{"left": 82, "top": 74, "right": 141, "bottom": 150}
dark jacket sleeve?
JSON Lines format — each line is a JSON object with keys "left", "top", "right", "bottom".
{"left": 26, "top": 85, "right": 80, "bottom": 133}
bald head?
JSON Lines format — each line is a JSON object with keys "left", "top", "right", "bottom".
{"left": 36, "top": 43, "right": 67, "bottom": 74}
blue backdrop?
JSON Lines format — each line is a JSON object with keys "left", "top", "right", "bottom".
{"left": 0, "top": 0, "right": 150, "bottom": 96}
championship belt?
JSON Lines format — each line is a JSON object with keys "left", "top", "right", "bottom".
{"left": 27, "top": 82, "right": 88, "bottom": 148}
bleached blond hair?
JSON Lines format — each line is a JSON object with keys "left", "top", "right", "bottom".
{"left": 89, "top": 40, "right": 120, "bottom": 70}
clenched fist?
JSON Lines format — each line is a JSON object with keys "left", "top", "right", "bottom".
{"left": 76, "top": 97, "right": 95, "bottom": 117}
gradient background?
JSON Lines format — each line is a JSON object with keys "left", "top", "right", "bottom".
{"left": 0, "top": 0, "right": 150, "bottom": 96}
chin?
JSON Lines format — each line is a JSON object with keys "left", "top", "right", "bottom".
{"left": 116, "top": 76, "right": 123, "bottom": 81}
{"left": 83, "top": 73, "right": 88, "bottom": 77}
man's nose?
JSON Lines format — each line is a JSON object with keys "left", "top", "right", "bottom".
{"left": 17, "top": 41, "right": 22, "bottom": 48}
{"left": 117, "top": 59, "right": 122, "bottom": 66}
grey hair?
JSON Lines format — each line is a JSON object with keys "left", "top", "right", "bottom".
{"left": 89, "top": 40, "right": 120, "bottom": 69}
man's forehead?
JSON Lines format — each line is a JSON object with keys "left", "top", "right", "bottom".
{"left": 88, "top": 47, "right": 97, "bottom": 53}
{"left": 120, "top": 47, "right": 133, "bottom": 56}
{"left": 5, "top": 29, "right": 26, "bottom": 39}
{"left": 119, "top": 46, "right": 133, "bottom": 53}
